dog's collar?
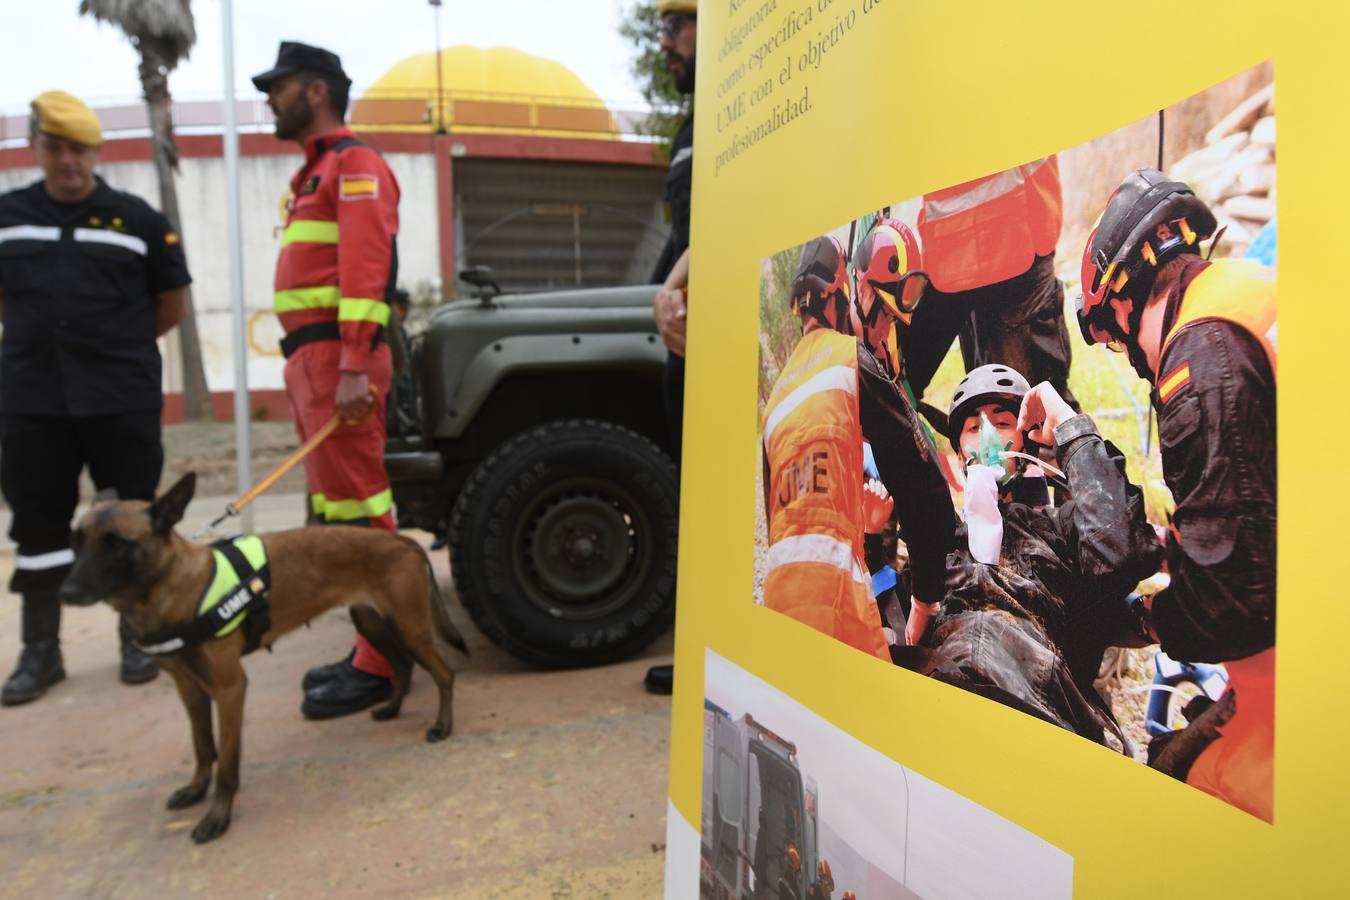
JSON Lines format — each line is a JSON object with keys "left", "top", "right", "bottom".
{"left": 134, "top": 536, "right": 272, "bottom": 656}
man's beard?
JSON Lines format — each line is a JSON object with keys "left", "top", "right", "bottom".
{"left": 274, "top": 93, "right": 315, "bottom": 140}
{"left": 675, "top": 52, "right": 696, "bottom": 94}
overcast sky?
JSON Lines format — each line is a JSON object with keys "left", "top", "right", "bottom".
{"left": 0, "top": 0, "right": 648, "bottom": 115}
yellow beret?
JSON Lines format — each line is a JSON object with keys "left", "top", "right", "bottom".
{"left": 657, "top": 0, "right": 697, "bottom": 14}
{"left": 30, "top": 91, "right": 103, "bottom": 147}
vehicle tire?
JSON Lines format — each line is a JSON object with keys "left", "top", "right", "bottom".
{"left": 448, "top": 419, "right": 679, "bottom": 668}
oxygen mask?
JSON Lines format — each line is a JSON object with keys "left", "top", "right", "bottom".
{"left": 973, "top": 412, "right": 1013, "bottom": 485}
{"left": 968, "top": 412, "right": 1065, "bottom": 487}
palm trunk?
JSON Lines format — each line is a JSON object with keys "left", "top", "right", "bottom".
{"left": 139, "top": 45, "right": 214, "bottom": 421}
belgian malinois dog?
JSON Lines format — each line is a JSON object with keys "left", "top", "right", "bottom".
{"left": 58, "top": 473, "right": 467, "bottom": 844}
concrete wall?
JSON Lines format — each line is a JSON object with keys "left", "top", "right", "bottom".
{"left": 0, "top": 151, "right": 441, "bottom": 395}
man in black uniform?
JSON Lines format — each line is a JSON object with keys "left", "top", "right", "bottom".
{"left": 646, "top": 0, "right": 697, "bottom": 695}
{"left": 0, "top": 91, "right": 190, "bottom": 706}
{"left": 1077, "top": 169, "right": 1276, "bottom": 821}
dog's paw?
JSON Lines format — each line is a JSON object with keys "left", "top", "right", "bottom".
{"left": 371, "top": 703, "right": 401, "bottom": 721}
{"left": 425, "top": 722, "right": 452, "bottom": 743}
{"left": 166, "top": 782, "right": 209, "bottom": 810}
{"left": 190, "top": 813, "right": 231, "bottom": 844}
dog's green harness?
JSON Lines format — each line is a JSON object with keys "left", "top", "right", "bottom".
{"left": 134, "top": 536, "right": 273, "bottom": 656}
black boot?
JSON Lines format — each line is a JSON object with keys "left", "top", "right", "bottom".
{"left": 2, "top": 593, "right": 65, "bottom": 706}
{"left": 301, "top": 662, "right": 392, "bottom": 720}
{"left": 301, "top": 649, "right": 356, "bottom": 692}
{"left": 644, "top": 664, "right": 674, "bottom": 695}
{"left": 119, "top": 618, "right": 160, "bottom": 685}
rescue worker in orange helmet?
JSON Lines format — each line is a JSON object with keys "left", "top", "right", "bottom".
{"left": 254, "top": 42, "right": 402, "bottom": 719}
{"left": 761, "top": 236, "right": 956, "bottom": 657}
{"left": 852, "top": 218, "right": 928, "bottom": 383}
{"left": 1078, "top": 168, "right": 1276, "bottom": 822}
{"left": 810, "top": 859, "right": 836, "bottom": 899}
{"left": 906, "top": 156, "right": 1079, "bottom": 411}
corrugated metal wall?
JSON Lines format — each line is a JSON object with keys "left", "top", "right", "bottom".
{"left": 454, "top": 158, "right": 669, "bottom": 293}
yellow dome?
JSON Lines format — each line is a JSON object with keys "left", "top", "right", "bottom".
{"left": 351, "top": 46, "right": 617, "bottom": 138}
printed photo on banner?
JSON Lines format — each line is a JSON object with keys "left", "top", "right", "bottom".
{"left": 700, "top": 650, "right": 1073, "bottom": 900}
{"left": 754, "top": 63, "right": 1276, "bottom": 822}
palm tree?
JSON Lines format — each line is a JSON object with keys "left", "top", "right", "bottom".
{"left": 80, "top": 0, "right": 213, "bottom": 421}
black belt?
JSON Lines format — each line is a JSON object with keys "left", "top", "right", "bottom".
{"left": 280, "top": 321, "right": 385, "bottom": 359}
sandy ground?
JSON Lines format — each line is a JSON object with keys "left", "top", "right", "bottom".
{"left": 0, "top": 492, "right": 673, "bottom": 899}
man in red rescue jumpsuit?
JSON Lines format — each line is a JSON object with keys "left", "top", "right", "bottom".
{"left": 1078, "top": 169, "right": 1276, "bottom": 821}
{"left": 254, "top": 42, "right": 401, "bottom": 719}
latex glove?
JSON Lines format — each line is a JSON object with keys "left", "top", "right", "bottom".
{"left": 905, "top": 599, "right": 938, "bottom": 646}
{"left": 863, "top": 478, "right": 894, "bottom": 533}
{"left": 1017, "top": 381, "right": 1077, "bottom": 447}
{"left": 653, "top": 286, "right": 688, "bottom": 356}
{"left": 964, "top": 463, "right": 1003, "bottom": 565}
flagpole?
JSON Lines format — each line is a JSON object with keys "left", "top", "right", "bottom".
{"left": 220, "top": 0, "right": 254, "bottom": 533}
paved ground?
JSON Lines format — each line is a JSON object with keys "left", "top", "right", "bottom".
{"left": 0, "top": 493, "right": 673, "bottom": 899}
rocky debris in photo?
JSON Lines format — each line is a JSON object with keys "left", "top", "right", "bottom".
{"left": 1170, "top": 83, "right": 1276, "bottom": 259}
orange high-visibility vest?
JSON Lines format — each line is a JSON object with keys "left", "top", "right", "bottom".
{"left": 1160, "top": 257, "right": 1277, "bottom": 823}
{"left": 918, "top": 156, "right": 1063, "bottom": 293}
{"left": 761, "top": 328, "right": 889, "bottom": 660}
{"left": 1162, "top": 258, "right": 1277, "bottom": 376}
{"left": 1186, "top": 649, "right": 1275, "bottom": 823}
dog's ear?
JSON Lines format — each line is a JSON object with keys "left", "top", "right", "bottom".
{"left": 93, "top": 487, "right": 119, "bottom": 503}
{"left": 149, "top": 473, "right": 196, "bottom": 534}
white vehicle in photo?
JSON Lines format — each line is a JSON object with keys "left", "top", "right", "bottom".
{"left": 701, "top": 700, "right": 831, "bottom": 900}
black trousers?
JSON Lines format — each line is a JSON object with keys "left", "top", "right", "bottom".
{"left": 663, "top": 351, "right": 685, "bottom": 468}
{"left": 902, "top": 253, "right": 1080, "bottom": 412}
{"left": 1, "top": 412, "right": 163, "bottom": 593}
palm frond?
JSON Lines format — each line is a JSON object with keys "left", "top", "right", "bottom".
{"left": 79, "top": 0, "right": 196, "bottom": 64}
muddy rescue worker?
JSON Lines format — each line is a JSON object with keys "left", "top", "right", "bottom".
{"left": 761, "top": 236, "right": 956, "bottom": 657}
{"left": 897, "top": 365, "right": 1162, "bottom": 746}
{"left": 1077, "top": 169, "right": 1276, "bottom": 821}
{"left": 645, "top": 0, "right": 697, "bottom": 696}
{"left": 0, "top": 91, "right": 189, "bottom": 704}
{"left": 905, "top": 155, "right": 1078, "bottom": 410}
{"left": 253, "top": 42, "right": 401, "bottom": 720}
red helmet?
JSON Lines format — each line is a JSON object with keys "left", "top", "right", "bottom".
{"left": 1078, "top": 169, "right": 1217, "bottom": 377}
{"left": 842, "top": 892, "right": 858, "bottom": 900}
{"left": 792, "top": 235, "right": 852, "bottom": 332}
{"left": 817, "top": 859, "right": 835, "bottom": 891}
{"left": 853, "top": 219, "right": 927, "bottom": 326}
{"left": 785, "top": 845, "right": 802, "bottom": 872}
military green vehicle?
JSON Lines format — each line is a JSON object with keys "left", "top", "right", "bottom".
{"left": 384, "top": 269, "right": 678, "bottom": 668}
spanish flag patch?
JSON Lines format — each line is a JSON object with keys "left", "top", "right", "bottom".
{"left": 1158, "top": 362, "right": 1192, "bottom": 403}
{"left": 339, "top": 174, "right": 379, "bottom": 200}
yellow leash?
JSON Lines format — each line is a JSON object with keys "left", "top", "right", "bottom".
{"left": 192, "top": 415, "right": 340, "bottom": 540}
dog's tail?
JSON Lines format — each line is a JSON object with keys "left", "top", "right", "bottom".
{"left": 399, "top": 535, "right": 470, "bottom": 656}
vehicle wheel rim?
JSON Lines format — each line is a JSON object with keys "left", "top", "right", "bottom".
{"left": 514, "top": 477, "right": 652, "bottom": 620}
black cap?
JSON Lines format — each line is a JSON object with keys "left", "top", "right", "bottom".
{"left": 252, "top": 41, "right": 352, "bottom": 92}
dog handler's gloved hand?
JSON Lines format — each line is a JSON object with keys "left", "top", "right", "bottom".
{"left": 964, "top": 463, "right": 1003, "bottom": 565}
